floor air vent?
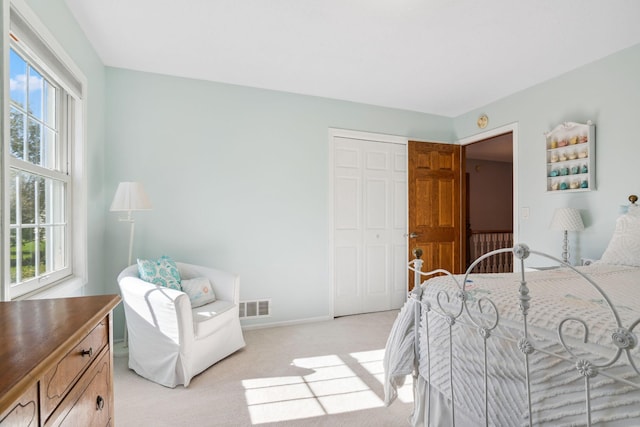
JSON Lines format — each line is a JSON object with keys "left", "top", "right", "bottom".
{"left": 239, "top": 299, "right": 271, "bottom": 318}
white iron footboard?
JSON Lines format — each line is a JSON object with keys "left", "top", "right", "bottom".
{"left": 406, "top": 243, "right": 640, "bottom": 427}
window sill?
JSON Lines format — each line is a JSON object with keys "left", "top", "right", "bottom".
{"left": 19, "top": 276, "right": 86, "bottom": 300}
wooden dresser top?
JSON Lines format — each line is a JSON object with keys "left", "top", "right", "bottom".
{"left": 0, "top": 295, "right": 120, "bottom": 412}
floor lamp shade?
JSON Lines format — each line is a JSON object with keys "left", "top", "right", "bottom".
{"left": 110, "top": 182, "right": 152, "bottom": 266}
{"left": 110, "top": 182, "right": 152, "bottom": 212}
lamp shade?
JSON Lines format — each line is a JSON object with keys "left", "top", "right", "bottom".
{"left": 110, "top": 182, "right": 152, "bottom": 212}
{"left": 550, "top": 207, "right": 584, "bottom": 231}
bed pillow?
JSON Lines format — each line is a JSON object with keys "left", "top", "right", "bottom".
{"left": 137, "top": 256, "right": 182, "bottom": 290}
{"left": 181, "top": 277, "right": 216, "bottom": 308}
{"left": 598, "top": 207, "right": 640, "bottom": 267}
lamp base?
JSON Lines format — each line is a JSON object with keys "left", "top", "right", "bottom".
{"left": 561, "top": 230, "right": 570, "bottom": 264}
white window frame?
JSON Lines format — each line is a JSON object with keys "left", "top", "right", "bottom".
{"left": 2, "top": 0, "right": 87, "bottom": 300}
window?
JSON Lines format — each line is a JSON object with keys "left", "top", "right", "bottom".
{"left": 4, "top": 3, "right": 86, "bottom": 299}
{"left": 8, "top": 46, "right": 71, "bottom": 296}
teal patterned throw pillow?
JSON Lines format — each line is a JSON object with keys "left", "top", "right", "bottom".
{"left": 137, "top": 256, "right": 182, "bottom": 290}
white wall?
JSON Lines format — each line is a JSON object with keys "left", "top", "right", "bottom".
{"left": 103, "top": 68, "right": 453, "bottom": 334}
{"left": 454, "top": 43, "right": 640, "bottom": 264}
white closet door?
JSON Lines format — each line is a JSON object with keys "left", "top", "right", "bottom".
{"left": 333, "top": 135, "right": 407, "bottom": 317}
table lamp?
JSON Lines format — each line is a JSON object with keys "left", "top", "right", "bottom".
{"left": 550, "top": 207, "right": 584, "bottom": 264}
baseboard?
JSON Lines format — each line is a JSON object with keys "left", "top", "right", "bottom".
{"left": 113, "top": 339, "right": 129, "bottom": 358}
{"left": 241, "top": 315, "right": 332, "bottom": 330}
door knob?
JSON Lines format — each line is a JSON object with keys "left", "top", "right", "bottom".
{"left": 409, "top": 232, "right": 419, "bottom": 239}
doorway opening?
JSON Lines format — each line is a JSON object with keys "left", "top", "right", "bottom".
{"left": 463, "top": 132, "right": 514, "bottom": 272}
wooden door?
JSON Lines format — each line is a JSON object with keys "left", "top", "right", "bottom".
{"left": 408, "top": 141, "right": 463, "bottom": 290}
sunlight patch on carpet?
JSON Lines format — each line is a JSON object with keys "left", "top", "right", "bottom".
{"left": 242, "top": 349, "right": 412, "bottom": 424}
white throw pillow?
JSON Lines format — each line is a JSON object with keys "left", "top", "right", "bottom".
{"left": 598, "top": 208, "right": 640, "bottom": 267}
{"left": 181, "top": 277, "right": 216, "bottom": 308}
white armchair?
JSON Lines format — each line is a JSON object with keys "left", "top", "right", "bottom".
{"left": 117, "top": 262, "right": 246, "bottom": 387}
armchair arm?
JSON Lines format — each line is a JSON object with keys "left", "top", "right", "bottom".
{"left": 177, "top": 263, "right": 240, "bottom": 304}
{"left": 118, "top": 273, "right": 193, "bottom": 345}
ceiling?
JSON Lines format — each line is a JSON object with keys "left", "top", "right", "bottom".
{"left": 64, "top": 0, "right": 640, "bottom": 117}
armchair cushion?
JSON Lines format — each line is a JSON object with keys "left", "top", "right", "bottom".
{"left": 137, "top": 255, "right": 182, "bottom": 290}
{"left": 181, "top": 277, "right": 216, "bottom": 308}
{"left": 192, "top": 300, "right": 235, "bottom": 338}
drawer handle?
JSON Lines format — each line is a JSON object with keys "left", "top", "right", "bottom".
{"left": 96, "top": 395, "right": 105, "bottom": 411}
{"left": 81, "top": 347, "right": 93, "bottom": 357}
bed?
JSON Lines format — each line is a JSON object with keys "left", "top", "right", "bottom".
{"left": 384, "top": 198, "right": 640, "bottom": 426}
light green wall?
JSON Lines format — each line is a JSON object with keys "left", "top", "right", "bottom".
{"left": 22, "top": 0, "right": 106, "bottom": 295}
{"left": 103, "top": 68, "right": 453, "bottom": 332}
{"left": 14, "top": 0, "right": 640, "bottom": 335}
{"left": 454, "top": 43, "right": 640, "bottom": 262}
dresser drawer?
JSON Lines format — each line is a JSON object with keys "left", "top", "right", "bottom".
{"left": 0, "top": 382, "right": 38, "bottom": 426}
{"left": 41, "top": 320, "right": 108, "bottom": 422}
{"left": 45, "top": 348, "right": 111, "bottom": 427}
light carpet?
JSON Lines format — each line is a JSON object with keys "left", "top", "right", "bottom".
{"left": 114, "top": 310, "right": 413, "bottom": 426}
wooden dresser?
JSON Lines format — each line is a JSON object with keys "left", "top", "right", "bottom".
{"left": 0, "top": 295, "right": 121, "bottom": 426}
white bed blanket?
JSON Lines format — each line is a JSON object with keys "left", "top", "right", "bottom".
{"left": 385, "top": 264, "right": 640, "bottom": 426}
{"left": 383, "top": 289, "right": 419, "bottom": 407}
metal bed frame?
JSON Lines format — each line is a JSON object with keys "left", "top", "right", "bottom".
{"left": 406, "top": 243, "right": 640, "bottom": 426}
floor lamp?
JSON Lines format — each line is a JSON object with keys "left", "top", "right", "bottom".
{"left": 550, "top": 207, "right": 584, "bottom": 265}
{"left": 110, "top": 182, "right": 152, "bottom": 350}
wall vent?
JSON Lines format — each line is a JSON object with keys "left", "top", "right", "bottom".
{"left": 239, "top": 299, "right": 271, "bottom": 318}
